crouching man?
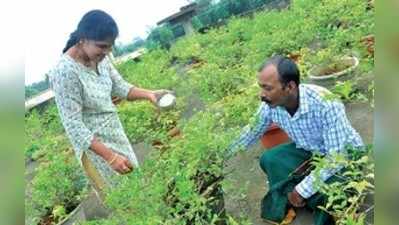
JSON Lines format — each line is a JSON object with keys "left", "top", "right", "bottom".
{"left": 227, "top": 55, "right": 364, "bottom": 225}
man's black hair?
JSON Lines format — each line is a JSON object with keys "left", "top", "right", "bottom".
{"left": 258, "top": 55, "right": 300, "bottom": 87}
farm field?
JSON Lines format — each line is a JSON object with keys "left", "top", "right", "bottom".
{"left": 25, "top": 0, "right": 374, "bottom": 224}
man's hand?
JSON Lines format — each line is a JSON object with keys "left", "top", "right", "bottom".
{"left": 287, "top": 189, "right": 305, "bottom": 207}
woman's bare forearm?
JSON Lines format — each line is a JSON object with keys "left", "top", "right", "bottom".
{"left": 89, "top": 136, "right": 114, "bottom": 162}
{"left": 126, "top": 87, "right": 155, "bottom": 102}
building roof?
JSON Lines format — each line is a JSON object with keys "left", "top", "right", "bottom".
{"left": 157, "top": 3, "right": 198, "bottom": 25}
{"left": 25, "top": 89, "right": 55, "bottom": 111}
{"left": 113, "top": 48, "right": 147, "bottom": 64}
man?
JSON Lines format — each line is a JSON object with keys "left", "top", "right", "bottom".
{"left": 227, "top": 55, "right": 364, "bottom": 224}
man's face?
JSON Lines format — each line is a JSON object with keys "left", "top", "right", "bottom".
{"left": 258, "top": 65, "right": 291, "bottom": 108}
{"left": 81, "top": 39, "right": 113, "bottom": 63}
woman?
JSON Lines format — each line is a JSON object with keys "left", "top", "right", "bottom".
{"left": 49, "top": 9, "right": 170, "bottom": 187}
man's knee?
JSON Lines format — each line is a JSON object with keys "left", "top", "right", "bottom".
{"left": 259, "top": 150, "right": 274, "bottom": 173}
{"left": 259, "top": 143, "right": 291, "bottom": 173}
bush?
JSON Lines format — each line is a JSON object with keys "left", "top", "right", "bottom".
{"left": 313, "top": 145, "right": 374, "bottom": 225}
{"left": 27, "top": 142, "right": 87, "bottom": 225}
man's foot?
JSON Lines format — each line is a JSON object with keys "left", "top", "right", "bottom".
{"left": 262, "top": 208, "right": 296, "bottom": 225}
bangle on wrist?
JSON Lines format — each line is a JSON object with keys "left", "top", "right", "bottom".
{"left": 108, "top": 152, "right": 118, "bottom": 165}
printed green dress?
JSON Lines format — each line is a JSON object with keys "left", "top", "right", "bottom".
{"left": 49, "top": 54, "right": 138, "bottom": 186}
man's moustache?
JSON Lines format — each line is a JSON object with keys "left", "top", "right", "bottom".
{"left": 261, "top": 96, "right": 271, "bottom": 104}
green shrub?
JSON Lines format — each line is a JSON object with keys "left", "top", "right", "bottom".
{"left": 27, "top": 142, "right": 87, "bottom": 224}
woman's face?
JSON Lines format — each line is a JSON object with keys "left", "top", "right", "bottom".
{"left": 80, "top": 39, "right": 113, "bottom": 63}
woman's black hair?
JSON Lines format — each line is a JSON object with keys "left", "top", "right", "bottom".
{"left": 62, "top": 9, "right": 119, "bottom": 53}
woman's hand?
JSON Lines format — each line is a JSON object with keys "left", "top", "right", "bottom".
{"left": 108, "top": 152, "right": 134, "bottom": 174}
{"left": 126, "top": 87, "right": 173, "bottom": 105}
{"left": 149, "top": 89, "right": 174, "bottom": 105}
{"left": 90, "top": 138, "right": 133, "bottom": 174}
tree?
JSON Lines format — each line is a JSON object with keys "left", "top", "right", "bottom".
{"left": 146, "top": 25, "right": 175, "bottom": 49}
{"left": 112, "top": 38, "right": 146, "bottom": 57}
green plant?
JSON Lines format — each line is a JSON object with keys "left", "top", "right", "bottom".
{"left": 312, "top": 145, "right": 374, "bottom": 225}
{"left": 52, "top": 205, "right": 67, "bottom": 222}
{"left": 328, "top": 80, "right": 370, "bottom": 103}
{"left": 27, "top": 146, "right": 87, "bottom": 224}
{"left": 25, "top": 110, "right": 46, "bottom": 160}
{"left": 25, "top": 105, "right": 64, "bottom": 160}
{"left": 332, "top": 80, "right": 355, "bottom": 101}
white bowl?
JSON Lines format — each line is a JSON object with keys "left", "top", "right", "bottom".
{"left": 157, "top": 93, "right": 176, "bottom": 110}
